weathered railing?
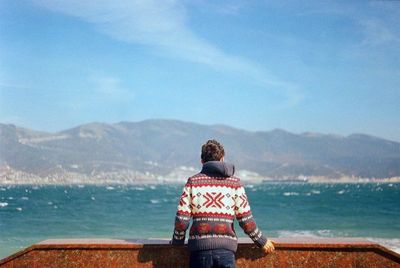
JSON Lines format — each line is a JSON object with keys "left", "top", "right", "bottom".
{"left": 1, "top": 238, "right": 399, "bottom": 267}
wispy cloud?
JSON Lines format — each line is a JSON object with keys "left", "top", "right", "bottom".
{"left": 32, "top": 0, "right": 302, "bottom": 108}
{"left": 0, "top": 82, "right": 30, "bottom": 91}
{"left": 187, "top": 0, "right": 246, "bottom": 16}
{"left": 359, "top": 19, "right": 400, "bottom": 47}
{"left": 296, "top": 1, "right": 400, "bottom": 48}
{"left": 89, "top": 75, "right": 134, "bottom": 103}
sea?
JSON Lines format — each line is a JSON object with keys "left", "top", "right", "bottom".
{"left": 0, "top": 182, "right": 399, "bottom": 259}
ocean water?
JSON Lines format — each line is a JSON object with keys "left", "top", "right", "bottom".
{"left": 0, "top": 183, "right": 399, "bottom": 258}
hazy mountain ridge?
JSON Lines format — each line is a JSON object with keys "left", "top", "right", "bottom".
{"left": 1, "top": 120, "right": 400, "bottom": 183}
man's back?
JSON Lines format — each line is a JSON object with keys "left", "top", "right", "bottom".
{"left": 171, "top": 139, "right": 274, "bottom": 268}
{"left": 172, "top": 161, "right": 267, "bottom": 252}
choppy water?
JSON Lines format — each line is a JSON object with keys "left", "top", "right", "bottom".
{"left": 0, "top": 183, "right": 399, "bottom": 258}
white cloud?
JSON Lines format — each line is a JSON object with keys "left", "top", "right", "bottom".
{"left": 0, "top": 82, "right": 30, "bottom": 90}
{"left": 186, "top": 1, "right": 246, "bottom": 16}
{"left": 359, "top": 19, "right": 400, "bottom": 47}
{"left": 32, "top": 0, "right": 302, "bottom": 108}
{"left": 296, "top": 1, "right": 400, "bottom": 48}
{"left": 89, "top": 75, "right": 134, "bottom": 102}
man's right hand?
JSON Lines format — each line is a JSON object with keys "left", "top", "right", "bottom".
{"left": 263, "top": 239, "right": 275, "bottom": 254}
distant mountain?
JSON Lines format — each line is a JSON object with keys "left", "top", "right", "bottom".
{"left": 1, "top": 120, "right": 400, "bottom": 182}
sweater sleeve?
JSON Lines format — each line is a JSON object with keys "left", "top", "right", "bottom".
{"left": 235, "top": 185, "right": 268, "bottom": 248}
{"left": 171, "top": 180, "right": 192, "bottom": 245}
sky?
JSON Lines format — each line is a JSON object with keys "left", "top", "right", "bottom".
{"left": 0, "top": 1, "right": 399, "bottom": 141}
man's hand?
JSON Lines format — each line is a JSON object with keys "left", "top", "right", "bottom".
{"left": 263, "top": 239, "right": 275, "bottom": 254}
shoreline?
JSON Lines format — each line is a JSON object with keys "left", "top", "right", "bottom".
{"left": 1, "top": 179, "right": 400, "bottom": 186}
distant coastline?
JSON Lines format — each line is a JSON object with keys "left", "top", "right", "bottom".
{"left": 1, "top": 166, "right": 399, "bottom": 185}
{"left": 2, "top": 120, "right": 400, "bottom": 183}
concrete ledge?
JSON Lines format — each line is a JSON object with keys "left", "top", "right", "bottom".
{"left": 1, "top": 238, "right": 399, "bottom": 267}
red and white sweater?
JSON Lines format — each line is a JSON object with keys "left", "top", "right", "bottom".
{"left": 171, "top": 161, "right": 268, "bottom": 252}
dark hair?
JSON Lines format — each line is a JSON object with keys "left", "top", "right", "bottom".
{"left": 201, "top": 139, "right": 225, "bottom": 162}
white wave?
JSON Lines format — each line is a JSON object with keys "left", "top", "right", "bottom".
{"left": 283, "top": 192, "right": 299, "bottom": 196}
{"left": 277, "top": 231, "right": 400, "bottom": 254}
{"left": 134, "top": 187, "right": 145, "bottom": 191}
{"left": 149, "top": 185, "right": 156, "bottom": 190}
{"left": 0, "top": 202, "right": 8, "bottom": 207}
{"left": 106, "top": 186, "right": 115, "bottom": 190}
{"left": 91, "top": 196, "right": 96, "bottom": 200}
{"left": 16, "top": 207, "right": 22, "bottom": 211}
{"left": 47, "top": 201, "right": 53, "bottom": 205}
{"left": 337, "top": 190, "right": 345, "bottom": 194}
{"left": 0, "top": 188, "right": 6, "bottom": 191}
{"left": 8, "top": 197, "right": 14, "bottom": 200}
{"left": 316, "top": 230, "right": 334, "bottom": 236}
{"left": 367, "top": 238, "right": 400, "bottom": 254}
{"left": 311, "top": 190, "right": 320, "bottom": 194}
{"left": 277, "top": 230, "right": 333, "bottom": 238}
{"left": 21, "top": 197, "right": 29, "bottom": 200}
{"left": 77, "top": 185, "right": 85, "bottom": 188}
{"left": 150, "top": 199, "right": 160, "bottom": 204}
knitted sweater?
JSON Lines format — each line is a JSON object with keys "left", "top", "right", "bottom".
{"left": 171, "top": 161, "right": 268, "bottom": 252}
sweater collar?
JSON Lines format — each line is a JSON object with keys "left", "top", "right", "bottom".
{"left": 200, "top": 161, "right": 235, "bottom": 178}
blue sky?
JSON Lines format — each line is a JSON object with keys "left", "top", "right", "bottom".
{"left": 0, "top": 1, "right": 399, "bottom": 141}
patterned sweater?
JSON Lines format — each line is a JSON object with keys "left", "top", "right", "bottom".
{"left": 171, "top": 161, "right": 268, "bottom": 252}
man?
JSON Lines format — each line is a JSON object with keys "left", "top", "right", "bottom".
{"left": 171, "top": 139, "right": 275, "bottom": 268}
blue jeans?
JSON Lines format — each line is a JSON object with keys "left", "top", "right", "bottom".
{"left": 189, "top": 249, "right": 236, "bottom": 268}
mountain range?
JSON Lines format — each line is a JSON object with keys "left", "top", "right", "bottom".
{"left": 1, "top": 119, "right": 400, "bottom": 182}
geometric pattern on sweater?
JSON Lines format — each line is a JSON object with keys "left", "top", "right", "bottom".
{"left": 177, "top": 175, "right": 251, "bottom": 217}
{"left": 189, "top": 174, "right": 241, "bottom": 188}
{"left": 172, "top": 173, "right": 268, "bottom": 250}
